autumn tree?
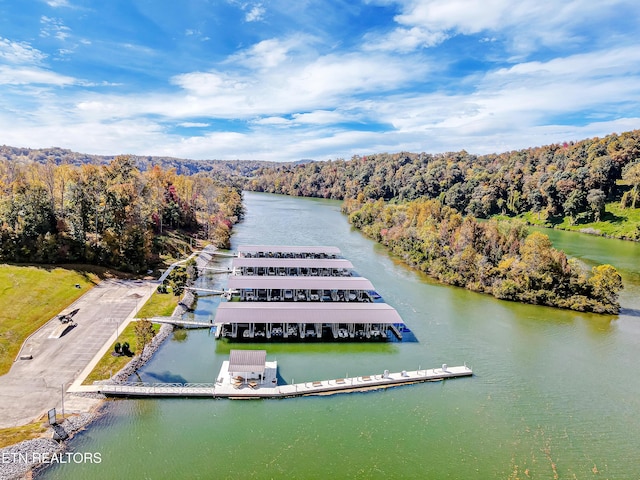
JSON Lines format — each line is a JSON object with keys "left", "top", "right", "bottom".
{"left": 134, "top": 319, "right": 155, "bottom": 352}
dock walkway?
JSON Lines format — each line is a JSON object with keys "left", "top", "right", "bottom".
{"left": 148, "top": 316, "right": 214, "bottom": 329}
{"left": 73, "top": 364, "right": 472, "bottom": 398}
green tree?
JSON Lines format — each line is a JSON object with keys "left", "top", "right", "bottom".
{"left": 586, "top": 189, "right": 606, "bottom": 221}
{"left": 134, "top": 319, "right": 155, "bottom": 352}
{"left": 588, "top": 264, "right": 623, "bottom": 313}
{"left": 621, "top": 161, "right": 640, "bottom": 208}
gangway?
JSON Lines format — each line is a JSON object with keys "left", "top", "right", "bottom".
{"left": 199, "top": 266, "right": 233, "bottom": 274}
{"left": 185, "top": 286, "right": 226, "bottom": 295}
{"left": 148, "top": 317, "right": 215, "bottom": 329}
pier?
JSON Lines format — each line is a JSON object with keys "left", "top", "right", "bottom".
{"left": 148, "top": 316, "right": 214, "bottom": 329}
{"left": 87, "top": 364, "right": 472, "bottom": 399}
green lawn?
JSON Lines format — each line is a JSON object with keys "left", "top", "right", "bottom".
{"left": 0, "top": 414, "right": 50, "bottom": 448}
{"left": 0, "top": 265, "right": 100, "bottom": 375}
{"left": 136, "top": 289, "right": 180, "bottom": 318}
{"left": 519, "top": 203, "right": 640, "bottom": 240}
{"left": 82, "top": 321, "right": 160, "bottom": 384}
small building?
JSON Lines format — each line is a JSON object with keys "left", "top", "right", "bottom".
{"left": 228, "top": 349, "right": 267, "bottom": 382}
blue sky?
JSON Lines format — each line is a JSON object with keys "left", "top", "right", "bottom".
{"left": 1, "top": 0, "right": 639, "bottom": 162}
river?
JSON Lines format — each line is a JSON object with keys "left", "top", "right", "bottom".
{"left": 41, "top": 192, "right": 640, "bottom": 479}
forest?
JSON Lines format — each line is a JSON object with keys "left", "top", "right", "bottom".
{"left": 0, "top": 155, "right": 243, "bottom": 272}
{"left": 342, "top": 197, "right": 623, "bottom": 313}
{"left": 245, "top": 130, "right": 640, "bottom": 239}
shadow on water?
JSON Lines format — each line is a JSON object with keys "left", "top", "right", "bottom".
{"left": 141, "top": 371, "right": 189, "bottom": 384}
{"left": 621, "top": 307, "right": 640, "bottom": 318}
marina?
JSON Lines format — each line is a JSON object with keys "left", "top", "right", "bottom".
{"left": 213, "top": 244, "right": 407, "bottom": 342}
{"left": 87, "top": 355, "right": 472, "bottom": 399}
{"left": 41, "top": 192, "right": 640, "bottom": 480}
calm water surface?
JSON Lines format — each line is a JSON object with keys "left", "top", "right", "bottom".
{"left": 42, "top": 192, "right": 640, "bottom": 479}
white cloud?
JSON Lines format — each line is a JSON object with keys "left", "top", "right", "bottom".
{"left": 178, "top": 122, "right": 210, "bottom": 128}
{"left": 46, "top": 0, "right": 71, "bottom": 7}
{"left": 0, "top": 38, "right": 47, "bottom": 64}
{"left": 40, "top": 16, "right": 72, "bottom": 41}
{"left": 366, "top": 0, "right": 640, "bottom": 53}
{"left": 246, "top": 4, "right": 265, "bottom": 22}
{"left": 0, "top": 65, "right": 76, "bottom": 85}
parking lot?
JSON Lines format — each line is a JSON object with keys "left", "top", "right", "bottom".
{"left": 0, "top": 279, "right": 154, "bottom": 428}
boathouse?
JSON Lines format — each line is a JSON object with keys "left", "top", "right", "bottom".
{"left": 228, "top": 349, "right": 266, "bottom": 381}
{"left": 237, "top": 245, "right": 341, "bottom": 259}
{"left": 214, "top": 302, "right": 404, "bottom": 340}
{"left": 214, "top": 245, "right": 406, "bottom": 342}
{"left": 231, "top": 257, "right": 354, "bottom": 277}
{"left": 227, "top": 276, "right": 376, "bottom": 302}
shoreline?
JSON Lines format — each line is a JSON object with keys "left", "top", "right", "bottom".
{"left": 0, "top": 323, "right": 175, "bottom": 480}
{"left": 0, "top": 246, "right": 210, "bottom": 479}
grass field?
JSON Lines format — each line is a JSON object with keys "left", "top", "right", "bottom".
{"left": 136, "top": 289, "right": 180, "bottom": 318}
{"left": 82, "top": 321, "right": 160, "bottom": 384}
{"left": 0, "top": 414, "right": 50, "bottom": 448}
{"left": 519, "top": 203, "right": 640, "bottom": 240}
{"left": 0, "top": 265, "right": 101, "bottom": 375}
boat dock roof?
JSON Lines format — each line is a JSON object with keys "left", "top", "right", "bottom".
{"left": 238, "top": 245, "right": 341, "bottom": 256}
{"left": 232, "top": 258, "right": 354, "bottom": 269}
{"left": 213, "top": 302, "right": 404, "bottom": 325}
{"left": 227, "top": 276, "right": 375, "bottom": 290}
{"left": 228, "top": 349, "right": 267, "bottom": 373}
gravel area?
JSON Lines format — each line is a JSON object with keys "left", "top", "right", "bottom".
{"left": 0, "top": 411, "right": 102, "bottom": 480}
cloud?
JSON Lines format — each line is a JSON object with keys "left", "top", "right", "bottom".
{"left": 0, "top": 38, "right": 47, "bottom": 64}
{"left": 365, "top": 0, "right": 640, "bottom": 54}
{"left": 245, "top": 4, "right": 265, "bottom": 22}
{"left": 0, "top": 65, "right": 76, "bottom": 85}
{"left": 46, "top": 0, "right": 72, "bottom": 7}
{"left": 178, "top": 122, "right": 210, "bottom": 128}
{"left": 40, "top": 16, "right": 72, "bottom": 41}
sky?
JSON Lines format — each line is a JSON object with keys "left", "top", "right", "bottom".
{"left": 1, "top": 0, "right": 639, "bottom": 162}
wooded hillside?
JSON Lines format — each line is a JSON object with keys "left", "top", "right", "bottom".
{"left": 246, "top": 130, "right": 640, "bottom": 237}
{"left": 0, "top": 156, "right": 242, "bottom": 272}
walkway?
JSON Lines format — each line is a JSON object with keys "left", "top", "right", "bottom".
{"left": 71, "top": 365, "right": 473, "bottom": 399}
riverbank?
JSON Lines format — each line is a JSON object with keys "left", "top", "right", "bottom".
{"left": 0, "top": 408, "right": 103, "bottom": 480}
{"left": 1, "top": 323, "right": 176, "bottom": 479}
{"left": 0, "top": 246, "right": 214, "bottom": 478}
{"left": 517, "top": 203, "right": 640, "bottom": 242}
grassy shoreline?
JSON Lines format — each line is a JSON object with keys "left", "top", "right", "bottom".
{"left": 82, "top": 321, "right": 161, "bottom": 384}
{"left": 516, "top": 203, "right": 640, "bottom": 241}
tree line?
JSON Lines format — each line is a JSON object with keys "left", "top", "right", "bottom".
{"left": 245, "top": 130, "right": 640, "bottom": 236}
{"left": 343, "top": 197, "right": 623, "bottom": 314}
{"left": 0, "top": 156, "right": 243, "bottom": 272}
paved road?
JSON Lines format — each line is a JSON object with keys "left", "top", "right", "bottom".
{"left": 0, "top": 279, "right": 154, "bottom": 428}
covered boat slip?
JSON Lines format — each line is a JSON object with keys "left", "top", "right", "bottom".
{"left": 231, "top": 257, "right": 355, "bottom": 277}
{"left": 238, "top": 245, "right": 341, "bottom": 259}
{"left": 227, "top": 275, "right": 376, "bottom": 302}
{"left": 213, "top": 302, "right": 404, "bottom": 341}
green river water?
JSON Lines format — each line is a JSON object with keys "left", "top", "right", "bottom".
{"left": 41, "top": 192, "right": 640, "bottom": 479}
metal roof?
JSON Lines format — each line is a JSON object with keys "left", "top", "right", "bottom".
{"left": 228, "top": 349, "right": 267, "bottom": 373}
{"left": 232, "top": 258, "right": 354, "bottom": 269}
{"left": 227, "top": 276, "right": 375, "bottom": 290}
{"left": 214, "top": 302, "right": 404, "bottom": 325}
{"left": 237, "top": 245, "right": 341, "bottom": 255}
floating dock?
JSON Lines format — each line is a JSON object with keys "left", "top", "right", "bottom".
{"left": 91, "top": 364, "right": 472, "bottom": 399}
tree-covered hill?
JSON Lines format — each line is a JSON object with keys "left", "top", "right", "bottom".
{"left": 0, "top": 155, "right": 243, "bottom": 272}
{"left": 0, "top": 145, "right": 277, "bottom": 187}
{"left": 245, "top": 130, "right": 640, "bottom": 237}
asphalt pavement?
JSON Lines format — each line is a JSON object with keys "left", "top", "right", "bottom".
{"left": 0, "top": 279, "right": 155, "bottom": 428}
